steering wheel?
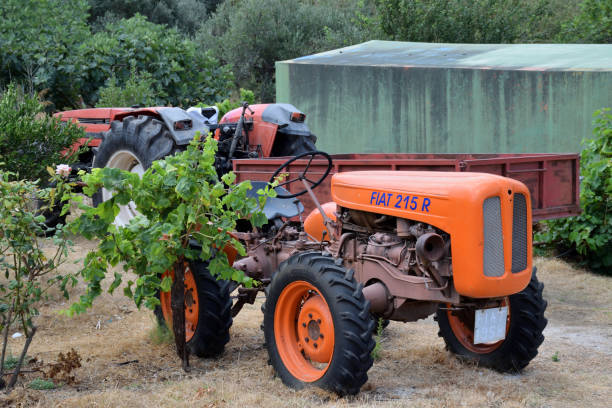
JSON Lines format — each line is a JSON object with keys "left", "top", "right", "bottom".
{"left": 268, "top": 151, "right": 333, "bottom": 199}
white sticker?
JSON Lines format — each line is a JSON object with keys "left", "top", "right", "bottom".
{"left": 474, "top": 306, "right": 508, "bottom": 344}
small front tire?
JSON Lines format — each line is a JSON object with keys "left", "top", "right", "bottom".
{"left": 263, "top": 251, "right": 375, "bottom": 395}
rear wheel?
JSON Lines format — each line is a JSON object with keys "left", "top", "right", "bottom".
{"left": 92, "top": 115, "right": 180, "bottom": 225}
{"left": 436, "top": 269, "right": 547, "bottom": 372}
{"left": 155, "top": 260, "right": 233, "bottom": 358}
{"left": 263, "top": 251, "right": 375, "bottom": 395}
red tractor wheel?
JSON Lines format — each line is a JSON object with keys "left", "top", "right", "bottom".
{"left": 263, "top": 252, "right": 375, "bottom": 395}
{"left": 155, "top": 260, "right": 233, "bottom": 358}
{"left": 436, "top": 269, "right": 547, "bottom": 372}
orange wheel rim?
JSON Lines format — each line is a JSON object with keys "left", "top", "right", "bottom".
{"left": 160, "top": 265, "right": 199, "bottom": 342}
{"left": 446, "top": 299, "right": 510, "bottom": 354}
{"left": 274, "top": 281, "right": 335, "bottom": 382}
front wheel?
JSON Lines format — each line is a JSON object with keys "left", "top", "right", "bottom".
{"left": 263, "top": 252, "right": 375, "bottom": 395}
{"left": 436, "top": 268, "right": 547, "bottom": 372}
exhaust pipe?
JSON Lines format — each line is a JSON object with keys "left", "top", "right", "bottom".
{"left": 416, "top": 233, "right": 445, "bottom": 262}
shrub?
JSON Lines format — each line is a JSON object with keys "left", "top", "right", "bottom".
{"left": 0, "top": 84, "right": 84, "bottom": 182}
{"left": 536, "top": 109, "right": 612, "bottom": 274}
{"left": 559, "top": 0, "right": 612, "bottom": 43}
{"left": 28, "top": 378, "right": 57, "bottom": 390}
{"left": 197, "top": 0, "right": 369, "bottom": 101}
{"left": 79, "top": 15, "right": 234, "bottom": 107}
{"left": 96, "top": 65, "right": 157, "bottom": 108}
{"left": 374, "top": 0, "right": 560, "bottom": 43}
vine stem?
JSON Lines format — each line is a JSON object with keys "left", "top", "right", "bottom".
{"left": 171, "top": 256, "right": 189, "bottom": 372}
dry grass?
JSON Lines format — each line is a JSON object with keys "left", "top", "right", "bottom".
{"left": 1, "top": 246, "right": 610, "bottom": 407}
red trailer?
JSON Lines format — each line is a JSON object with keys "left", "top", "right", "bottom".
{"left": 233, "top": 153, "right": 580, "bottom": 222}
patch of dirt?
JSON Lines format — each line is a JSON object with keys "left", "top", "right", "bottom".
{"left": 1, "top": 249, "right": 610, "bottom": 407}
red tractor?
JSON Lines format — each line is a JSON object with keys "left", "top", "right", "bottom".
{"left": 55, "top": 103, "right": 316, "bottom": 225}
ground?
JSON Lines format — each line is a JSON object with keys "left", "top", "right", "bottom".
{"left": 1, "top": 236, "right": 610, "bottom": 408}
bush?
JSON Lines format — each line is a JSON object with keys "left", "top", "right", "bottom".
{"left": 79, "top": 15, "right": 234, "bottom": 107}
{"left": 536, "top": 109, "right": 612, "bottom": 274}
{"left": 559, "top": 0, "right": 612, "bottom": 43}
{"left": 374, "top": 0, "right": 561, "bottom": 43}
{"left": 96, "top": 65, "right": 157, "bottom": 108}
{"left": 196, "top": 0, "right": 369, "bottom": 101}
{"left": 0, "top": 84, "right": 84, "bottom": 182}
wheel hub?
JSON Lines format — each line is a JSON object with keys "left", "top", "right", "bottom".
{"left": 159, "top": 266, "right": 199, "bottom": 342}
{"left": 297, "top": 295, "right": 333, "bottom": 363}
{"left": 307, "top": 320, "right": 321, "bottom": 340}
{"left": 102, "top": 150, "right": 145, "bottom": 226}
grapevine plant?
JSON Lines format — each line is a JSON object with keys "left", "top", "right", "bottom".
{"left": 67, "top": 135, "right": 275, "bottom": 369}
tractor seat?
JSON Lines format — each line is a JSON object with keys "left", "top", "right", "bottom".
{"left": 246, "top": 181, "right": 304, "bottom": 220}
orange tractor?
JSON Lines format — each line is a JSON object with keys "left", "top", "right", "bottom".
{"left": 58, "top": 104, "right": 548, "bottom": 395}
{"left": 159, "top": 150, "right": 547, "bottom": 395}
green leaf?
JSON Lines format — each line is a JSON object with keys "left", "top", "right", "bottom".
{"left": 160, "top": 275, "right": 173, "bottom": 292}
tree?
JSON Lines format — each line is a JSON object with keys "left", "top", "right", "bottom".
{"left": 374, "top": 0, "right": 561, "bottom": 44}
{"left": 559, "top": 0, "right": 612, "bottom": 43}
{"left": 79, "top": 15, "right": 234, "bottom": 107}
{"left": 88, "top": 0, "right": 218, "bottom": 35}
{"left": 196, "top": 0, "right": 369, "bottom": 101}
{"left": 0, "top": 0, "right": 90, "bottom": 109}
{"left": 0, "top": 169, "right": 77, "bottom": 390}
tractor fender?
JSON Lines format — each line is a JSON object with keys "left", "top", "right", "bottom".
{"left": 114, "top": 107, "right": 210, "bottom": 146}
{"left": 156, "top": 107, "right": 210, "bottom": 145}
{"left": 304, "top": 202, "right": 337, "bottom": 241}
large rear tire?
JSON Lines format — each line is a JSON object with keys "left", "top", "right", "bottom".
{"left": 263, "top": 251, "right": 375, "bottom": 395}
{"left": 92, "top": 115, "right": 180, "bottom": 225}
{"left": 436, "top": 269, "right": 547, "bottom": 372}
{"left": 155, "top": 260, "right": 233, "bottom": 358}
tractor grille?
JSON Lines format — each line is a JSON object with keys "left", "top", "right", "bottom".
{"left": 483, "top": 196, "right": 505, "bottom": 277}
{"left": 511, "top": 193, "right": 528, "bottom": 272}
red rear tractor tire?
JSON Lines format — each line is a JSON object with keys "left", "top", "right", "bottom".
{"left": 263, "top": 251, "right": 375, "bottom": 395}
{"left": 91, "top": 115, "right": 181, "bottom": 223}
